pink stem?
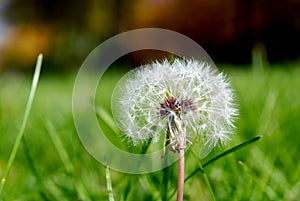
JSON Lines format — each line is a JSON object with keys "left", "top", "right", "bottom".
{"left": 176, "top": 137, "right": 185, "bottom": 201}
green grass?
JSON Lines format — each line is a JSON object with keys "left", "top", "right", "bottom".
{"left": 0, "top": 61, "right": 300, "bottom": 200}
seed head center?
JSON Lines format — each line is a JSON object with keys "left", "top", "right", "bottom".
{"left": 159, "top": 97, "right": 196, "bottom": 118}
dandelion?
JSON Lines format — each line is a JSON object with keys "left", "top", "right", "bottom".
{"left": 114, "top": 58, "right": 237, "bottom": 152}
{"left": 113, "top": 58, "right": 238, "bottom": 201}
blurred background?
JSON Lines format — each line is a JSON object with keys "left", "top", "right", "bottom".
{"left": 1, "top": 1, "right": 300, "bottom": 200}
{"left": 0, "top": 0, "right": 299, "bottom": 72}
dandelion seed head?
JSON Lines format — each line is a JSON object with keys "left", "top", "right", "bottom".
{"left": 112, "top": 58, "right": 238, "bottom": 148}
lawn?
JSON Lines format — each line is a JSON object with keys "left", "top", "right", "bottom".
{"left": 0, "top": 61, "right": 300, "bottom": 201}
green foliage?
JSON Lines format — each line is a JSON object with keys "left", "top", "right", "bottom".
{"left": 0, "top": 62, "right": 300, "bottom": 200}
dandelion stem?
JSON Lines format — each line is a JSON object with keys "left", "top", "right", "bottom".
{"left": 176, "top": 137, "right": 185, "bottom": 201}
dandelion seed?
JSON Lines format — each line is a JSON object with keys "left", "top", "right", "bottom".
{"left": 113, "top": 58, "right": 238, "bottom": 155}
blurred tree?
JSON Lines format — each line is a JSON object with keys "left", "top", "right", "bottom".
{"left": 0, "top": 0, "right": 299, "bottom": 72}
{"left": 0, "top": 0, "right": 135, "bottom": 72}
{"left": 126, "top": 0, "right": 300, "bottom": 64}
{"left": 3, "top": 0, "right": 88, "bottom": 25}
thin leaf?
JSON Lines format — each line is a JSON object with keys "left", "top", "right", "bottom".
{"left": 203, "top": 135, "right": 262, "bottom": 168}
{"left": 121, "top": 175, "right": 133, "bottom": 201}
{"left": 161, "top": 159, "right": 169, "bottom": 201}
{"left": 96, "top": 106, "right": 119, "bottom": 134}
{"left": 199, "top": 143, "right": 214, "bottom": 159}
{"left": 0, "top": 54, "right": 43, "bottom": 197}
{"left": 105, "top": 165, "right": 115, "bottom": 201}
{"left": 45, "top": 119, "right": 91, "bottom": 201}
{"left": 190, "top": 147, "right": 216, "bottom": 201}
{"left": 22, "top": 137, "right": 53, "bottom": 201}
{"left": 45, "top": 120, "right": 74, "bottom": 174}
{"left": 185, "top": 136, "right": 262, "bottom": 183}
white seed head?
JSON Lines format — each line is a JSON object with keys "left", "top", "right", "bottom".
{"left": 112, "top": 58, "right": 238, "bottom": 148}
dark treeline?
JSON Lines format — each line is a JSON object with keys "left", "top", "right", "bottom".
{"left": 0, "top": 0, "right": 299, "bottom": 72}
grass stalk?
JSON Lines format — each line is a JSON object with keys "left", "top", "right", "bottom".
{"left": 185, "top": 136, "right": 262, "bottom": 183}
{"left": 45, "top": 120, "right": 74, "bottom": 174}
{"left": 22, "top": 137, "right": 52, "bottom": 200}
{"left": 161, "top": 154, "right": 169, "bottom": 201}
{"left": 105, "top": 165, "right": 115, "bottom": 201}
{"left": 190, "top": 148, "right": 216, "bottom": 201}
{"left": 0, "top": 54, "right": 43, "bottom": 197}
{"left": 45, "top": 119, "right": 91, "bottom": 201}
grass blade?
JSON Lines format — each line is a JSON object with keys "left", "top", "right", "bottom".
{"left": 44, "top": 119, "right": 91, "bottom": 201}
{"left": 22, "top": 137, "right": 53, "bottom": 201}
{"left": 190, "top": 147, "right": 216, "bottom": 201}
{"left": 0, "top": 54, "right": 43, "bottom": 197}
{"left": 203, "top": 135, "right": 262, "bottom": 168}
{"left": 161, "top": 163, "right": 169, "bottom": 201}
{"left": 121, "top": 175, "right": 132, "bottom": 201}
{"left": 105, "top": 165, "right": 115, "bottom": 201}
{"left": 184, "top": 136, "right": 262, "bottom": 183}
{"left": 96, "top": 106, "right": 119, "bottom": 134}
{"left": 45, "top": 120, "right": 74, "bottom": 174}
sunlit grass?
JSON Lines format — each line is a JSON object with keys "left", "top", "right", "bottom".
{"left": 0, "top": 54, "right": 42, "bottom": 198}
{"left": 0, "top": 62, "right": 299, "bottom": 200}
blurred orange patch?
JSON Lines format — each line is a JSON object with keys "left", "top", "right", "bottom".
{"left": 0, "top": 24, "right": 52, "bottom": 70}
